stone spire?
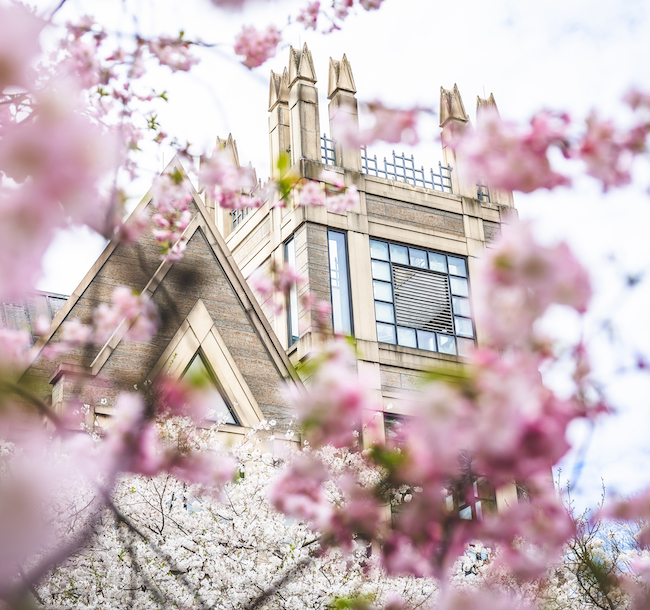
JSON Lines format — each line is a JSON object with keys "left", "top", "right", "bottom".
{"left": 287, "top": 44, "right": 320, "bottom": 164}
{"left": 439, "top": 84, "right": 469, "bottom": 127}
{"left": 268, "top": 69, "right": 291, "bottom": 173}
{"left": 476, "top": 92, "right": 499, "bottom": 127}
{"left": 327, "top": 54, "right": 360, "bottom": 171}
{"left": 269, "top": 68, "right": 290, "bottom": 112}
{"left": 328, "top": 54, "right": 356, "bottom": 98}
{"left": 475, "top": 92, "right": 514, "bottom": 207}
{"left": 288, "top": 43, "right": 317, "bottom": 86}
{"left": 439, "top": 84, "right": 475, "bottom": 199}
{"left": 216, "top": 134, "right": 240, "bottom": 167}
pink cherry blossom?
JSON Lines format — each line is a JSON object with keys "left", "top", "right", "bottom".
{"left": 327, "top": 184, "right": 358, "bottom": 212}
{"left": 0, "top": 2, "right": 44, "bottom": 90}
{"left": 451, "top": 108, "right": 571, "bottom": 193}
{"left": 60, "top": 318, "right": 93, "bottom": 346}
{"left": 249, "top": 261, "right": 304, "bottom": 314}
{"left": 320, "top": 169, "right": 346, "bottom": 189}
{"left": 94, "top": 287, "right": 159, "bottom": 344}
{"left": 474, "top": 220, "right": 591, "bottom": 348}
{"left": 359, "top": 0, "right": 384, "bottom": 9}
{"left": 299, "top": 180, "right": 326, "bottom": 206}
{"left": 624, "top": 87, "right": 650, "bottom": 111}
{"left": 333, "top": 0, "right": 354, "bottom": 19}
{"left": 332, "top": 102, "right": 419, "bottom": 147}
{"left": 322, "top": 474, "right": 383, "bottom": 549}
{"left": 199, "top": 150, "right": 258, "bottom": 209}
{"left": 286, "top": 340, "right": 372, "bottom": 448}
{"left": 269, "top": 456, "right": 333, "bottom": 526}
{"left": 147, "top": 36, "right": 199, "bottom": 72}
{"left": 297, "top": 1, "right": 320, "bottom": 30}
{"left": 0, "top": 328, "right": 31, "bottom": 372}
{"left": 233, "top": 25, "right": 281, "bottom": 69}
{"left": 151, "top": 172, "right": 193, "bottom": 214}
{"left": 575, "top": 111, "right": 648, "bottom": 191}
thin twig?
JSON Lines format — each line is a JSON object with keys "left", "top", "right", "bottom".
{"left": 105, "top": 495, "right": 211, "bottom": 610}
{"left": 244, "top": 556, "right": 314, "bottom": 610}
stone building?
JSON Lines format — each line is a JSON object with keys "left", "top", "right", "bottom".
{"left": 7, "top": 44, "right": 517, "bottom": 513}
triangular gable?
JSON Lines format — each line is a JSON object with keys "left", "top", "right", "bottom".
{"left": 147, "top": 299, "right": 266, "bottom": 428}
{"left": 22, "top": 157, "right": 300, "bottom": 429}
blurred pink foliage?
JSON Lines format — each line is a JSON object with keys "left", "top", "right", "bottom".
{"left": 1, "top": 1, "right": 650, "bottom": 608}
{"left": 234, "top": 25, "right": 282, "bottom": 68}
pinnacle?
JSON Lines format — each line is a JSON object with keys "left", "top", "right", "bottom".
{"left": 328, "top": 53, "right": 356, "bottom": 99}
{"left": 216, "top": 134, "right": 240, "bottom": 167}
{"left": 288, "top": 43, "right": 317, "bottom": 86}
{"left": 269, "top": 68, "right": 290, "bottom": 111}
{"left": 440, "top": 83, "right": 469, "bottom": 127}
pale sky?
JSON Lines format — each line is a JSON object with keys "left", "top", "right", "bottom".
{"left": 35, "top": 0, "right": 650, "bottom": 509}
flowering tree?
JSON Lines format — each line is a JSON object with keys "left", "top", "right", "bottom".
{"left": 36, "top": 439, "right": 440, "bottom": 609}
{"left": 2, "top": 0, "right": 650, "bottom": 609}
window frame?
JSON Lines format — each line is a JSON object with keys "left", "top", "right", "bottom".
{"left": 327, "top": 229, "right": 354, "bottom": 337}
{"left": 369, "top": 238, "right": 475, "bottom": 356}
{"left": 284, "top": 237, "right": 300, "bottom": 347}
{"left": 182, "top": 349, "right": 241, "bottom": 426}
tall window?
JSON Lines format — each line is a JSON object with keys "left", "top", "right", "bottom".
{"left": 369, "top": 239, "right": 475, "bottom": 357}
{"left": 446, "top": 467, "right": 496, "bottom": 520}
{"left": 284, "top": 238, "right": 299, "bottom": 346}
{"left": 327, "top": 230, "right": 353, "bottom": 335}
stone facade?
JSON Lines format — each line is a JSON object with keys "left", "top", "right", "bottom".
{"left": 15, "top": 168, "right": 301, "bottom": 440}
{"left": 213, "top": 45, "right": 519, "bottom": 509}
{"left": 5, "top": 44, "right": 520, "bottom": 508}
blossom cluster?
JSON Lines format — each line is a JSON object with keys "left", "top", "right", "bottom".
{"left": 293, "top": 0, "right": 385, "bottom": 33}
{"left": 332, "top": 101, "right": 420, "bottom": 148}
{"left": 199, "top": 149, "right": 262, "bottom": 210}
{"left": 269, "top": 221, "right": 601, "bottom": 583}
{"left": 298, "top": 169, "right": 360, "bottom": 212}
{"left": 451, "top": 100, "right": 650, "bottom": 193}
{"left": 234, "top": 24, "right": 282, "bottom": 69}
{"left": 45, "top": 287, "right": 159, "bottom": 357}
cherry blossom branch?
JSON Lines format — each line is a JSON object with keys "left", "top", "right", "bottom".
{"left": 104, "top": 494, "right": 212, "bottom": 610}
{"left": 244, "top": 555, "right": 314, "bottom": 610}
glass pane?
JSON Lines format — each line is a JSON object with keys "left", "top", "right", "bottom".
{"left": 370, "top": 239, "right": 389, "bottom": 261}
{"left": 455, "top": 316, "right": 474, "bottom": 338}
{"left": 428, "top": 252, "right": 447, "bottom": 273}
{"left": 475, "top": 501, "right": 483, "bottom": 520}
{"left": 376, "top": 323, "right": 396, "bottom": 344}
{"left": 437, "top": 334, "right": 457, "bottom": 355}
{"left": 457, "top": 337, "right": 475, "bottom": 358}
{"left": 328, "top": 231, "right": 353, "bottom": 335}
{"left": 285, "top": 238, "right": 299, "bottom": 345}
{"left": 452, "top": 296, "right": 471, "bottom": 317}
{"left": 409, "top": 248, "right": 427, "bottom": 268}
{"left": 459, "top": 505, "right": 472, "bottom": 520}
{"left": 447, "top": 256, "right": 467, "bottom": 277}
{"left": 375, "top": 301, "right": 395, "bottom": 323}
{"left": 389, "top": 243, "right": 408, "bottom": 265}
{"left": 373, "top": 280, "right": 393, "bottom": 302}
{"left": 450, "top": 276, "right": 469, "bottom": 297}
{"left": 417, "top": 330, "right": 437, "bottom": 352}
{"left": 397, "top": 327, "right": 417, "bottom": 348}
{"left": 371, "top": 260, "right": 391, "bottom": 282}
{"left": 476, "top": 477, "right": 495, "bottom": 501}
{"left": 183, "top": 353, "right": 236, "bottom": 425}
{"left": 445, "top": 495, "right": 454, "bottom": 512}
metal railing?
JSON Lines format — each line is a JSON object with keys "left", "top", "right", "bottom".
{"left": 230, "top": 207, "right": 250, "bottom": 230}
{"left": 477, "top": 183, "right": 491, "bottom": 203}
{"left": 319, "top": 133, "right": 454, "bottom": 195}
{"left": 361, "top": 147, "right": 453, "bottom": 194}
